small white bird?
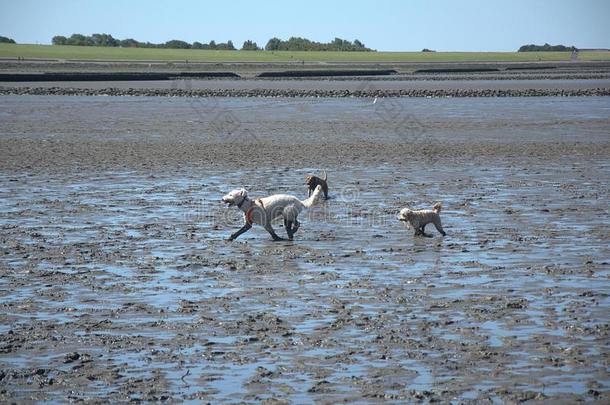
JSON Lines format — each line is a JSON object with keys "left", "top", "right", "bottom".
{"left": 373, "top": 97, "right": 378, "bottom": 105}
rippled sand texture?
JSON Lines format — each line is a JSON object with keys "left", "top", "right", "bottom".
{"left": 0, "top": 95, "right": 609, "bottom": 403}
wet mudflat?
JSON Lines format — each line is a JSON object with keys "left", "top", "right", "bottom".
{"left": 0, "top": 95, "right": 609, "bottom": 403}
{"left": 2, "top": 77, "right": 610, "bottom": 91}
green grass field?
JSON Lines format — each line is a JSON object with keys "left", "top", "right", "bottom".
{"left": 1, "top": 43, "right": 609, "bottom": 63}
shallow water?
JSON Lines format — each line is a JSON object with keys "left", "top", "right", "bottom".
{"left": 0, "top": 95, "right": 609, "bottom": 402}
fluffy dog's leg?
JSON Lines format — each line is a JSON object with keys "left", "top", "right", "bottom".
{"left": 413, "top": 223, "right": 432, "bottom": 238}
{"left": 410, "top": 220, "right": 419, "bottom": 236}
{"left": 420, "top": 224, "right": 433, "bottom": 238}
{"left": 229, "top": 222, "right": 252, "bottom": 241}
{"left": 432, "top": 218, "right": 446, "bottom": 236}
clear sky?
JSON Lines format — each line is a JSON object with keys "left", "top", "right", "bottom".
{"left": 1, "top": 0, "right": 609, "bottom": 51}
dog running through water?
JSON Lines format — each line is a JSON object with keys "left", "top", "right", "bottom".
{"left": 398, "top": 202, "right": 446, "bottom": 237}
{"left": 305, "top": 170, "right": 329, "bottom": 200}
{"left": 222, "top": 185, "right": 324, "bottom": 241}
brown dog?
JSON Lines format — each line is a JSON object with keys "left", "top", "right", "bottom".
{"left": 306, "top": 170, "right": 328, "bottom": 200}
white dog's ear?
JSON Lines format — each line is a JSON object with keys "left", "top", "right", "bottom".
{"left": 239, "top": 188, "right": 248, "bottom": 197}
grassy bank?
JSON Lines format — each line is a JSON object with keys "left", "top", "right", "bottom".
{"left": 2, "top": 44, "right": 610, "bottom": 63}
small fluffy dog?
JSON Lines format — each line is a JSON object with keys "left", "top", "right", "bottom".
{"left": 399, "top": 202, "right": 446, "bottom": 237}
{"left": 222, "top": 185, "right": 323, "bottom": 241}
{"left": 305, "top": 170, "right": 328, "bottom": 200}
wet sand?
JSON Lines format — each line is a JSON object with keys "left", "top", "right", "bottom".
{"left": 1, "top": 95, "right": 609, "bottom": 403}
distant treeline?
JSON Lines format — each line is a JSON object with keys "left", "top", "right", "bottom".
{"left": 52, "top": 33, "right": 239, "bottom": 50}
{"left": 0, "top": 35, "right": 16, "bottom": 44}
{"left": 50, "top": 33, "right": 374, "bottom": 51}
{"left": 264, "top": 37, "right": 373, "bottom": 51}
{"left": 518, "top": 43, "right": 576, "bottom": 52}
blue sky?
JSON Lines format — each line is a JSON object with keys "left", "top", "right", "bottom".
{"left": 1, "top": 0, "right": 609, "bottom": 51}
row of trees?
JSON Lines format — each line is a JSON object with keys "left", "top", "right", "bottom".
{"left": 51, "top": 33, "right": 241, "bottom": 50}
{"left": 518, "top": 43, "right": 577, "bottom": 52}
{"left": 0, "top": 35, "right": 589, "bottom": 53}
{"left": 50, "top": 33, "right": 374, "bottom": 51}
{"left": 265, "top": 37, "right": 373, "bottom": 51}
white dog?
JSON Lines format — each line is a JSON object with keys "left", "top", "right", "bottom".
{"left": 398, "top": 202, "right": 446, "bottom": 237}
{"left": 222, "top": 185, "right": 323, "bottom": 241}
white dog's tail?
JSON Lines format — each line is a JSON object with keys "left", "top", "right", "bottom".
{"left": 433, "top": 202, "right": 442, "bottom": 213}
{"left": 301, "top": 185, "right": 323, "bottom": 208}
{"left": 322, "top": 169, "right": 327, "bottom": 181}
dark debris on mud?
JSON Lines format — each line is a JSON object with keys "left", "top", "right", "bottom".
{"left": 2, "top": 85, "right": 610, "bottom": 98}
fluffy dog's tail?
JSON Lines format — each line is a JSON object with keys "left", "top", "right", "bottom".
{"left": 301, "top": 185, "right": 323, "bottom": 208}
{"left": 433, "top": 202, "right": 442, "bottom": 213}
{"left": 322, "top": 169, "right": 327, "bottom": 181}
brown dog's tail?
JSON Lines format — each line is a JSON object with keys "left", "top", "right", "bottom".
{"left": 433, "top": 202, "right": 442, "bottom": 213}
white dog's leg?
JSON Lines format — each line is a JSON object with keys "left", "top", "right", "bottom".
{"left": 229, "top": 221, "right": 252, "bottom": 241}
{"left": 283, "top": 216, "right": 294, "bottom": 240}
{"left": 283, "top": 216, "right": 300, "bottom": 240}
{"left": 292, "top": 219, "right": 300, "bottom": 234}
{"left": 283, "top": 205, "right": 300, "bottom": 240}
{"left": 264, "top": 222, "right": 283, "bottom": 241}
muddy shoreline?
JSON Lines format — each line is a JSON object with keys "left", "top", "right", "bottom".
{"left": 3, "top": 60, "right": 610, "bottom": 98}
{"left": 2, "top": 85, "right": 610, "bottom": 98}
{"left": 1, "top": 95, "right": 609, "bottom": 403}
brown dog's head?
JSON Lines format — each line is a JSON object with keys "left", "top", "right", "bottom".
{"left": 305, "top": 175, "right": 316, "bottom": 187}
